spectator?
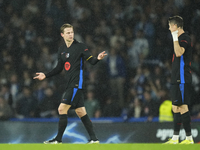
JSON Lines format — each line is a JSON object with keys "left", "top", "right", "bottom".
{"left": 22, "top": 70, "right": 34, "bottom": 87}
{"left": 110, "top": 28, "right": 125, "bottom": 48}
{"left": 0, "top": 84, "right": 12, "bottom": 107}
{"left": 143, "top": 91, "right": 158, "bottom": 122}
{"left": 15, "top": 86, "right": 37, "bottom": 118}
{"left": 125, "top": 97, "right": 143, "bottom": 120}
{"left": 128, "top": 30, "right": 149, "bottom": 72}
{"left": 84, "top": 90, "right": 101, "bottom": 118}
{"left": 106, "top": 47, "right": 126, "bottom": 107}
{"left": 9, "top": 74, "right": 21, "bottom": 108}
{"left": 38, "top": 87, "right": 59, "bottom": 118}
{"left": 0, "top": 96, "right": 13, "bottom": 120}
{"left": 103, "top": 96, "right": 121, "bottom": 117}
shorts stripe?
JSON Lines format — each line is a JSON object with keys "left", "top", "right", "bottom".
{"left": 71, "top": 88, "right": 78, "bottom": 103}
{"left": 179, "top": 84, "right": 184, "bottom": 103}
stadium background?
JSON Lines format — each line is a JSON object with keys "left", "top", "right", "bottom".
{"left": 0, "top": 0, "right": 200, "bottom": 144}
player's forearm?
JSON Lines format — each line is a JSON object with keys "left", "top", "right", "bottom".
{"left": 174, "top": 42, "right": 184, "bottom": 57}
{"left": 87, "top": 57, "right": 99, "bottom": 65}
{"left": 45, "top": 67, "right": 63, "bottom": 78}
{"left": 45, "top": 61, "right": 63, "bottom": 78}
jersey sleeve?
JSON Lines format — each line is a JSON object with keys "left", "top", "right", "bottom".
{"left": 82, "top": 44, "right": 99, "bottom": 65}
{"left": 45, "top": 48, "right": 64, "bottom": 78}
{"left": 179, "top": 36, "right": 189, "bottom": 50}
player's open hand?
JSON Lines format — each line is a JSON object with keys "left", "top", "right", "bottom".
{"left": 33, "top": 72, "right": 46, "bottom": 80}
{"left": 97, "top": 51, "right": 107, "bottom": 60}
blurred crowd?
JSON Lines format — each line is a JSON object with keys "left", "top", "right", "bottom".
{"left": 0, "top": 0, "right": 200, "bottom": 121}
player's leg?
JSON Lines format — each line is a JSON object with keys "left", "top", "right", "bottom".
{"left": 179, "top": 104, "right": 194, "bottom": 144}
{"left": 165, "top": 84, "right": 181, "bottom": 144}
{"left": 178, "top": 83, "right": 194, "bottom": 144}
{"left": 44, "top": 103, "right": 71, "bottom": 144}
{"left": 44, "top": 88, "right": 75, "bottom": 144}
{"left": 55, "top": 103, "right": 71, "bottom": 141}
{"left": 75, "top": 107, "right": 99, "bottom": 143}
{"left": 172, "top": 105, "right": 181, "bottom": 142}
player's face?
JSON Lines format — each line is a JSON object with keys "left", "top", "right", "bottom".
{"left": 169, "top": 23, "right": 177, "bottom": 32}
{"left": 61, "top": 27, "right": 74, "bottom": 42}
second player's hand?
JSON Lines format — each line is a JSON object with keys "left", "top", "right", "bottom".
{"left": 33, "top": 72, "right": 46, "bottom": 80}
{"left": 97, "top": 51, "right": 107, "bottom": 60}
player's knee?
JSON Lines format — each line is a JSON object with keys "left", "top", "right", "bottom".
{"left": 58, "top": 107, "right": 67, "bottom": 115}
{"left": 180, "top": 105, "right": 189, "bottom": 114}
{"left": 58, "top": 108, "right": 63, "bottom": 114}
{"left": 172, "top": 105, "right": 179, "bottom": 113}
{"left": 75, "top": 109, "right": 86, "bottom": 118}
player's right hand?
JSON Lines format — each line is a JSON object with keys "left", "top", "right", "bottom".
{"left": 33, "top": 72, "right": 46, "bottom": 80}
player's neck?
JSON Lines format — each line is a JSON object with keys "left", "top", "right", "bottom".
{"left": 178, "top": 29, "right": 184, "bottom": 37}
{"left": 65, "top": 40, "right": 74, "bottom": 48}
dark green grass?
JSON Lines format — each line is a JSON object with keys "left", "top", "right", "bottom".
{"left": 0, "top": 144, "right": 199, "bottom": 150}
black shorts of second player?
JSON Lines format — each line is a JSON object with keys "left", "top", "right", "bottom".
{"left": 61, "top": 88, "right": 84, "bottom": 109}
{"left": 170, "top": 83, "right": 191, "bottom": 106}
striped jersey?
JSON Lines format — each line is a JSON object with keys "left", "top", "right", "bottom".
{"left": 171, "top": 32, "right": 192, "bottom": 84}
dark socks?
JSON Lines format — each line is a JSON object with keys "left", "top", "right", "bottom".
{"left": 81, "top": 114, "right": 98, "bottom": 140}
{"left": 181, "top": 111, "right": 191, "bottom": 136}
{"left": 55, "top": 114, "right": 68, "bottom": 142}
{"left": 173, "top": 112, "right": 182, "bottom": 135}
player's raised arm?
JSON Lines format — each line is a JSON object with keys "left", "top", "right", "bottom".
{"left": 33, "top": 72, "right": 46, "bottom": 80}
{"left": 171, "top": 30, "right": 185, "bottom": 57}
{"left": 83, "top": 44, "right": 107, "bottom": 65}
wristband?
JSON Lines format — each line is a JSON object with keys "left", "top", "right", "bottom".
{"left": 172, "top": 30, "right": 178, "bottom": 42}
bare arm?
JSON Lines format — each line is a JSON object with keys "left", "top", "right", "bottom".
{"left": 173, "top": 41, "right": 185, "bottom": 57}
{"left": 171, "top": 30, "right": 185, "bottom": 57}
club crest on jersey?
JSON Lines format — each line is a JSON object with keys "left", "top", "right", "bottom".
{"left": 65, "top": 53, "right": 70, "bottom": 58}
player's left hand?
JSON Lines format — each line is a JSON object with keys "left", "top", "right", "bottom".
{"left": 97, "top": 51, "right": 107, "bottom": 60}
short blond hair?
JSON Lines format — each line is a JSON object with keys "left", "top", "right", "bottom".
{"left": 60, "top": 23, "right": 73, "bottom": 33}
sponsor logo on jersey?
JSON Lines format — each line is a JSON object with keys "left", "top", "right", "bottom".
{"left": 65, "top": 62, "right": 71, "bottom": 71}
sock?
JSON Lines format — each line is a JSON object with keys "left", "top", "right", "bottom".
{"left": 172, "top": 135, "right": 179, "bottom": 141}
{"left": 81, "top": 114, "right": 98, "bottom": 140}
{"left": 186, "top": 135, "right": 193, "bottom": 141}
{"left": 55, "top": 114, "right": 68, "bottom": 141}
{"left": 181, "top": 111, "right": 192, "bottom": 136}
{"left": 173, "top": 112, "right": 182, "bottom": 135}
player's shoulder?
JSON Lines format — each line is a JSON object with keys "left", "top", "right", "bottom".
{"left": 57, "top": 44, "right": 65, "bottom": 54}
{"left": 179, "top": 32, "right": 191, "bottom": 43}
{"left": 180, "top": 32, "right": 190, "bottom": 39}
{"left": 74, "top": 39, "right": 87, "bottom": 49}
{"left": 59, "top": 44, "right": 66, "bottom": 50}
{"left": 74, "top": 39, "right": 86, "bottom": 45}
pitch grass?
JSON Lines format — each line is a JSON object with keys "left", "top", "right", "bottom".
{"left": 0, "top": 144, "right": 199, "bottom": 150}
